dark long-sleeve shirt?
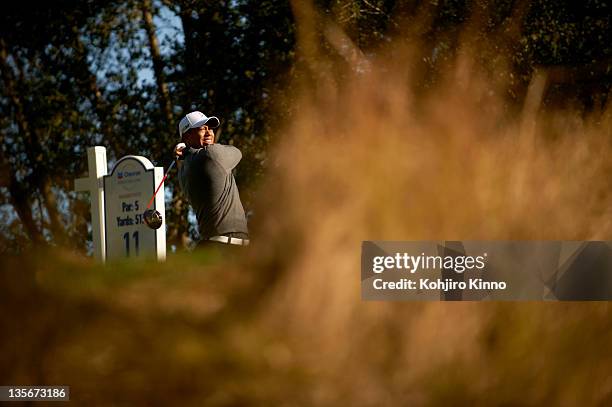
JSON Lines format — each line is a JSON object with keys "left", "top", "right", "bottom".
{"left": 178, "top": 144, "right": 249, "bottom": 240}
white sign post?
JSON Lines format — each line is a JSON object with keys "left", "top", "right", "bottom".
{"left": 74, "top": 146, "right": 107, "bottom": 262}
{"left": 103, "top": 155, "right": 166, "bottom": 261}
{"left": 74, "top": 146, "right": 166, "bottom": 262}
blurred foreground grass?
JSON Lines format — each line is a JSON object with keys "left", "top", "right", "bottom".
{"left": 0, "top": 248, "right": 308, "bottom": 405}
{"left": 1, "top": 249, "right": 612, "bottom": 406}
{"left": 2, "top": 15, "right": 612, "bottom": 406}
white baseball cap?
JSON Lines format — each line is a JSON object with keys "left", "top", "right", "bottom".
{"left": 178, "top": 111, "right": 220, "bottom": 138}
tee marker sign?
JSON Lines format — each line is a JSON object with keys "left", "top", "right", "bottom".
{"left": 74, "top": 146, "right": 166, "bottom": 262}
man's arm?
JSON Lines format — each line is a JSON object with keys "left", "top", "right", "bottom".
{"left": 208, "top": 144, "right": 242, "bottom": 171}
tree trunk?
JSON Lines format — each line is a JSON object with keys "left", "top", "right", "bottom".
{"left": 73, "top": 34, "right": 126, "bottom": 159}
{"left": 0, "top": 38, "right": 66, "bottom": 245}
{"left": 0, "top": 147, "right": 45, "bottom": 244}
{"left": 142, "top": 1, "right": 191, "bottom": 248}
{"left": 178, "top": 8, "right": 197, "bottom": 109}
{"left": 142, "top": 0, "right": 174, "bottom": 135}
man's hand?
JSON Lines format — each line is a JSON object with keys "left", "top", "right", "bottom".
{"left": 175, "top": 142, "right": 187, "bottom": 159}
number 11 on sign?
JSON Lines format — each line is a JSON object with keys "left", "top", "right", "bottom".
{"left": 123, "top": 231, "right": 139, "bottom": 257}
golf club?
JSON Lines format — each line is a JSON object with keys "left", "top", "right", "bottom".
{"left": 143, "top": 159, "right": 177, "bottom": 229}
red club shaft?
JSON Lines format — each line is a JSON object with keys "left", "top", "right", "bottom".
{"left": 146, "top": 160, "right": 176, "bottom": 209}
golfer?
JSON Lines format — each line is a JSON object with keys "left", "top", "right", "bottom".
{"left": 175, "top": 111, "right": 249, "bottom": 247}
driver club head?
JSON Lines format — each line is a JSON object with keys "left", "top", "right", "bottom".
{"left": 143, "top": 209, "right": 163, "bottom": 229}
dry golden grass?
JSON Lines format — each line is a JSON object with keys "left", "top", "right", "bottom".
{"left": 244, "top": 30, "right": 612, "bottom": 405}
{"left": 2, "top": 16, "right": 612, "bottom": 406}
